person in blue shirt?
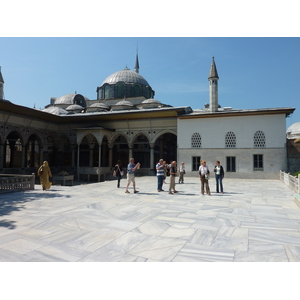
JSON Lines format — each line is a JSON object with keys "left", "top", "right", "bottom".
{"left": 125, "top": 158, "right": 140, "bottom": 193}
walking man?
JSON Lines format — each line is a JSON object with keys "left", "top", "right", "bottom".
{"left": 156, "top": 159, "right": 165, "bottom": 192}
{"left": 125, "top": 158, "right": 140, "bottom": 193}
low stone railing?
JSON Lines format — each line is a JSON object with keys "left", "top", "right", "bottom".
{"left": 0, "top": 174, "right": 35, "bottom": 194}
{"left": 280, "top": 170, "right": 300, "bottom": 194}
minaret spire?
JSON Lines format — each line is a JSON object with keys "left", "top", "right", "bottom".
{"left": 0, "top": 66, "right": 4, "bottom": 100}
{"left": 134, "top": 47, "right": 139, "bottom": 74}
{"left": 208, "top": 57, "right": 219, "bottom": 112}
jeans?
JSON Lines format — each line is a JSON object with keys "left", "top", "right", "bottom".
{"left": 215, "top": 175, "right": 223, "bottom": 193}
{"left": 157, "top": 175, "right": 164, "bottom": 191}
{"left": 117, "top": 176, "right": 121, "bottom": 187}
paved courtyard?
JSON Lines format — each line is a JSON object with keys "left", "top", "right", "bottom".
{"left": 0, "top": 176, "right": 300, "bottom": 262}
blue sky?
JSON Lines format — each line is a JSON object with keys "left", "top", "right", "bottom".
{"left": 1, "top": 37, "right": 299, "bottom": 128}
{"left": 1, "top": 1, "right": 299, "bottom": 295}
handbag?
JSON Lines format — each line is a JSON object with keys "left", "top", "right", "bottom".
{"left": 118, "top": 166, "right": 124, "bottom": 176}
{"left": 113, "top": 170, "right": 116, "bottom": 177}
{"left": 205, "top": 174, "right": 210, "bottom": 180}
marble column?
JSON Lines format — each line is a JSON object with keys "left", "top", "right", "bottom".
{"left": 129, "top": 147, "right": 133, "bottom": 160}
{"left": 109, "top": 147, "right": 113, "bottom": 167}
{"left": 150, "top": 144, "right": 154, "bottom": 172}
{"left": 77, "top": 144, "right": 80, "bottom": 181}
{"left": 89, "top": 147, "right": 93, "bottom": 167}
{"left": 98, "top": 144, "right": 101, "bottom": 182}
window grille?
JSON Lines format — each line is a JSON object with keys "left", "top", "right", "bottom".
{"left": 226, "top": 156, "right": 236, "bottom": 172}
{"left": 253, "top": 154, "right": 264, "bottom": 171}
{"left": 254, "top": 130, "right": 266, "bottom": 148}
{"left": 225, "top": 131, "right": 236, "bottom": 148}
{"left": 192, "top": 156, "right": 201, "bottom": 171}
{"left": 191, "top": 133, "right": 202, "bottom": 148}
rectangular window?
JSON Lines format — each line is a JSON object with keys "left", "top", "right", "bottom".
{"left": 192, "top": 156, "right": 201, "bottom": 171}
{"left": 253, "top": 154, "right": 263, "bottom": 171}
{"left": 226, "top": 156, "right": 236, "bottom": 172}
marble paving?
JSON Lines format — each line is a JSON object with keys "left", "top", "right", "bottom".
{"left": 0, "top": 176, "right": 299, "bottom": 262}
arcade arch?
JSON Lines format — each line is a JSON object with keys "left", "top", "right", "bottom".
{"left": 153, "top": 132, "right": 177, "bottom": 165}
{"left": 25, "top": 134, "right": 41, "bottom": 168}
{"left": 4, "top": 131, "right": 23, "bottom": 168}
{"left": 132, "top": 133, "right": 150, "bottom": 168}
{"left": 112, "top": 134, "right": 129, "bottom": 167}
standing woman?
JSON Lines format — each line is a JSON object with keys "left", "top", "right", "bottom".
{"left": 178, "top": 162, "right": 185, "bottom": 184}
{"left": 199, "top": 160, "right": 211, "bottom": 195}
{"left": 37, "top": 161, "right": 52, "bottom": 191}
{"left": 114, "top": 160, "right": 124, "bottom": 188}
{"left": 214, "top": 161, "right": 225, "bottom": 193}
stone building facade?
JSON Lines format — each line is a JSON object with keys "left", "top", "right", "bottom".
{"left": 0, "top": 56, "right": 295, "bottom": 180}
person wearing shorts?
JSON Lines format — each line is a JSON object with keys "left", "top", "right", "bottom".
{"left": 125, "top": 158, "right": 140, "bottom": 193}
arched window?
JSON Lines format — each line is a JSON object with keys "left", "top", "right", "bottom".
{"left": 117, "top": 83, "right": 125, "bottom": 98}
{"left": 133, "top": 85, "right": 140, "bottom": 97}
{"left": 104, "top": 85, "right": 110, "bottom": 99}
{"left": 254, "top": 130, "right": 266, "bottom": 148}
{"left": 191, "top": 133, "right": 202, "bottom": 148}
{"left": 225, "top": 131, "right": 236, "bottom": 148}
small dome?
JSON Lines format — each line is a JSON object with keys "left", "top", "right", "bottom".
{"left": 89, "top": 103, "right": 109, "bottom": 109}
{"left": 115, "top": 99, "right": 133, "bottom": 107}
{"left": 137, "top": 98, "right": 162, "bottom": 109}
{"left": 102, "top": 67, "right": 150, "bottom": 86}
{"left": 66, "top": 104, "right": 84, "bottom": 113}
{"left": 111, "top": 99, "right": 135, "bottom": 111}
{"left": 43, "top": 106, "right": 68, "bottom": 115}
{"left": 287, "top": 122, "right": 300, "bottom": 139}
{"left": 86, "top": 102, "right": 110, "bottom": 112}
{"left": 54, "top": 93, "right": 89, "bottom": 107}
{"left": 142, "top": 98, "right": 161, "bottom": 104}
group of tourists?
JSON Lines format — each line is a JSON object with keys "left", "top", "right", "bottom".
{"left": 118, "top": 158, "right": 225, "bottom": 195}
{"left": 38, "top": 157, "right": 224, "bottom": 195}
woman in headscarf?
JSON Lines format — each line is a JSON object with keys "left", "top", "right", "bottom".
{"left": 37, "top": 161, "right": 52, "bottom": 190}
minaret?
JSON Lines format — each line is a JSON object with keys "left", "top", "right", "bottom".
{"left": 0, "top": 66, "right": 4, "bottom": 100}
{"left": 208, "top": 57, "right": 219, "bottom": 112}
{"left": 134, "top": 49, "right": 139, "bottom": 74}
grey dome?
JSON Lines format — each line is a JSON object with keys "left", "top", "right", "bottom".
{"left": 102, "top": 67, "right": 150, "bottom": 86}
{"left": 54, "top": 93, "right": 89, "bottom": 106}
{"left": 287, "top": 122, "right": 300, "bottom": 139}
{"left": 137, "top": 98, "right": 162, "bottom": 110}
{"left": 66, "top": 104, "right": 84, "bottom": 113}
{"left": 89, "top": 103, "right": 109, "bottom": 109}
{"left": 142, "top": 98, "right": 161, "bottom": 104}
{"left": 115, "top": 99, "right": 134, "bottom": 107}
{"left": 86, "top": 102, "right": 110, "bottom": 112}
{"left": 111, "top": 99, "right": 135, "bottom": 111}
{"left": 43, "top": 106, "right": 68, "bottom": 115}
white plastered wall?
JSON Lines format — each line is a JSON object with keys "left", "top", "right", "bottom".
{"left": 177, "top": 113, "right": 287, "bottom": 179}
